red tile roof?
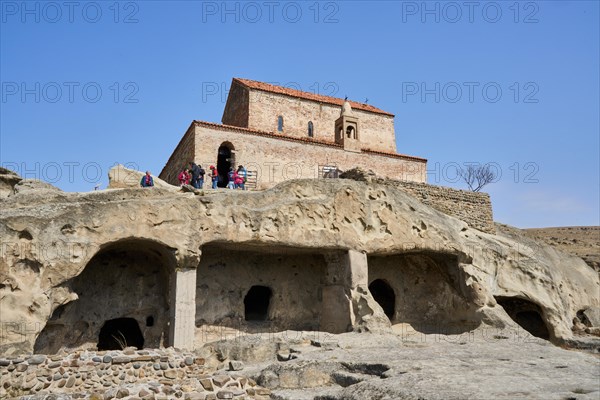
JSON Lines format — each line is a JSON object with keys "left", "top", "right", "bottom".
{"left": 233, "top": 78, "right": 395, "bottom": 117}
{"left": 194, "top": 120, "right": 427, "bottom": 162}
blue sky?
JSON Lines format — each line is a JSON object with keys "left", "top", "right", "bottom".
{"left": 1, "top": 0, "right": 598, "bottom": 228}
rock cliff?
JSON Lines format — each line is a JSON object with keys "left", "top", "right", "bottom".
{"left": 1, "top": 167, "right": 598, "bottom": 355}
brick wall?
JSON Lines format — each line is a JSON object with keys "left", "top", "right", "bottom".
{"left": 245, "top": 90, "right": 397, "bottom": 153}
{"left": 391, "top": 180, "right": 495, "bottom": 233}
{"left": 191, "top": 123, "right": 425, "bottom": 189}
{"left": 159, "top": 124, "right": 196, "bottom": 184}
{"left": 221, "top": 82, "right": 249, "bottom": 128}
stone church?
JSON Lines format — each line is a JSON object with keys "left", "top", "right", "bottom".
{"left": 160, "top": 78, "right": 427, "bottom": 188}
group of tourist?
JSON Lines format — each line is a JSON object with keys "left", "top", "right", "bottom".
{"left": 139, "top": 162, "right": 248, "bottom": 189}
{"left": 177, "top": 162, "right": 247, "bottom": 190}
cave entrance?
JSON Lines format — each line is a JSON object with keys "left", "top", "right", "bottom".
{"left": 34, "top": 239, "right": 175, "bottom": 354}
{"left": 244, "top": 285, "right": 272, "bottom": 321}
{"left": 367, "top": 252, "right": 483, "bottom": 334}
{"left": 369, "top": 279, "right": 395, "bottom": 320}
{"left": 495, "top": 296, "right": 550, "bottom": 340}
{"left": 97, "top": 317, "right": 144, "bottom": 350}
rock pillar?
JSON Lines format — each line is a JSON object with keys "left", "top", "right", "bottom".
{"left": 321, "top": 250, "right": 369, "bottom": 333}
{"left": 169, "top": 267, "right": 197, "bottom": 350}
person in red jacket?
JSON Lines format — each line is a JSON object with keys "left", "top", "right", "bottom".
{"left": 234, "top": 169, "right": 244, "bottom": 189}
{"left": 210, "top": 165, "right": 219, "bottom": 189}
{"left": 178, "top": 168, "right": 190, "bottom": 186}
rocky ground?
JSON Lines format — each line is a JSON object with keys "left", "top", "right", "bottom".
{"left": 4, "top": 330, "right": 598, "bottom": 400}
{"left": 522, "top": 226, "right": 600, "bottom": 271}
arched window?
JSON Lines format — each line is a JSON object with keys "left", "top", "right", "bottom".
{"left": 308, "top": 121, "right": 314, "bottom": 137}
{"left": 346, "top": 126, "right": 354, "bottom": 139}
{"left": 277, "top": 116, "right": 284, "bottom": 132}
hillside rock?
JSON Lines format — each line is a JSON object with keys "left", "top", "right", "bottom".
{"left": 0, "top": 169, "right": 598, "bottom": 356}
{"left": 0, "top": 167, "right": 22, "bottom": 198}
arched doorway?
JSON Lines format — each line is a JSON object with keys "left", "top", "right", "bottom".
{"left": 34, "top": 239, "right": 174, "bottom": 353}
{"left": 369, "top": 279, "right": 395, "bottom": 321}
{"left": 244, "top": 285, "right": 272, "bottom": 321}
{"left": 217, "top": 142, "right": 235, "bottom": 188}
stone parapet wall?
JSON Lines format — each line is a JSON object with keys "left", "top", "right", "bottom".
{"left": 392, "top": 180, "right": 494, "bottom": 234}
{"left": 0, "top": 348, "right": 270, "bottom": 399}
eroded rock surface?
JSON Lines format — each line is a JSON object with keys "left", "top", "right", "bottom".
{"left": 201, "top": 331, "right": 600, "bottom": 400}
{"left": 0, "top": 167, "right": 598, "bottom": 358}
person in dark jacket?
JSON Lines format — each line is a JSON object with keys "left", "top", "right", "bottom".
{"left": 197, "top": 165, "right": 205, "bottom": 189}
{"left": 189, "top": 161, "right": 202, "bottom": 189}
{"left": 140, "top": 171, "right": 154, "bottom": 187}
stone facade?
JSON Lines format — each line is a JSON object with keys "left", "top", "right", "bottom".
{"left": 222, "top": 79, "right": 397, "bottom": 153}
{"left": 392, "top": 180, "right": 495, "bottom": 234}
{"left": 161, "top": 78, "right": 426, "bottom": 189}
{"left": 160, "top": 122, "right": 426, "bottom": 190}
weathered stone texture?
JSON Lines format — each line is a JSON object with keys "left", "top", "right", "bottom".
{"left": 393, "top": 180, "right": 495, "bottom": 233}
{"left": 33, "top": 242, "right": 173, "bottom": 353}
{"left": 195, "top": 248, "right": 326, "bottom": 339}
{"left": 1, "top": 168, "right": 598, "bottom": 357}
{"left": 170, "top": 268, "right": 198, "bottom": 350}
{"left": 368, "top": 253, "right": 481, "bottom": 333}
{"left": 0, "top": 167, "right": 22, "bottom": 198}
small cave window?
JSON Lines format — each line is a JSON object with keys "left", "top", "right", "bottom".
{"left": 244, "top": 286, "right": 272, "bottom": 321}
{"left": 98, "top": 318, "right": 144, "bottom": 350}
{"left": 146, "top": 316, "right": 154, "bottom": 327}
{"left": 308, "top": 121, "right": 314, "bottom": 137}
{"left": 277, "top": 116, "right": 284, "bottom": 132}
{"left": 369, "top": 279, "right": 395, "bottom": 321}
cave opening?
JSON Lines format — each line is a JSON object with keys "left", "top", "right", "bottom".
{"left": 97, "top": 317, "right": 144, "bottom": 350}
{"left": 495, "top": 296, "right": 550, "bottom": 340}
{"left": 244, "top": 285, "right": 272, "bottom": 321}
{"left": 369, "top": 279, "right": 396, "bottom": 320}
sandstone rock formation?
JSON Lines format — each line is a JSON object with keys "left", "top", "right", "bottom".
{"left": 0, "top": 166, "right": 598, "bottom": 360}
{"left": 108, "top": 164, "right": 178, "bottom": 191}
{"left": 0, "top": 167, "right": 22, "bottom": 199}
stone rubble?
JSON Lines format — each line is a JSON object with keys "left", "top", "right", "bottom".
{"left": 0, "top": 347, "right": 270, "bottom": 400}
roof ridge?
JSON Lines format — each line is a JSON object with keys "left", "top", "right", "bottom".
{"left": 232, "top": 78, "right": 395, "bottom": 117}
